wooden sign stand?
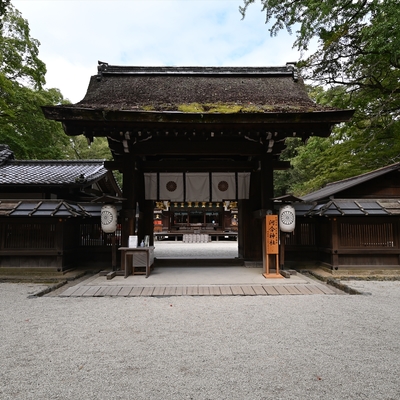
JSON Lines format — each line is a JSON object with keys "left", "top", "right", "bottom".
{"left": 263, "top": 215, "right": 283, "bottom": 279}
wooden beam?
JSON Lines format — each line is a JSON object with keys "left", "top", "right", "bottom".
{"left": 104, "top": 159, "right": 289, "bottom": 172}
{"left": 43, "top": 106, "right": 354, "bottom": 125}
{"left": 61, "top": 120, "right": 337, "bottom": 139}
{"left": 126, "top": 140, "right": 264, "bottom": 156}
{"left": 253, "top": 209, "right": 273, "bottom": 219}
{"left": 261, "top": 153, "right": 274, "bottom": 210}
{"left": 42, "top": 105, "right": 354, "bottom": 141}
{"left": 273, "top": 161, "right": 291, "bottom": 170}
{"left": 141, "top": 160, "right": 258, "bottom": 172}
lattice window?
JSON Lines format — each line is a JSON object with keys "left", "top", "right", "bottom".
{"left": 79, "top": 223, "right": 122, "bottom": 247}
{"left": 3, "top": 223, "right": 56, "bottom": 249}
{"left": 299, "top": 222, "right": 316, "bottom": 245}
{"left": 285, "top": 222, "right": 316, "bottom": 246}
{"left": 339, "top": 222, "right": 394, "bottom": 247}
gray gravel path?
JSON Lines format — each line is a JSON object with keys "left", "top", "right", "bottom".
{"left": 1, "top": 281, "right": 400, "bottom": 400}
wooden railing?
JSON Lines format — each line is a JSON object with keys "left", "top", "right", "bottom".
{"left": 79, "top": 223, "right": 122, "bottom": 247}
{"left": 339, "top": 221, "right": 394, "bottom": 247}
{"left": 2, "top": 222, "right": 56, "bottom": 249}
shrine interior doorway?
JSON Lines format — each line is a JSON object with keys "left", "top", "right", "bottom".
{"left": 152, "top": 199, "right": 239, "bottom": 264}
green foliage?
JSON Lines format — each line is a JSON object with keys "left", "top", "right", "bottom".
{"left": 67, "top": 136, "right": 113, "bottom": 160}
{"left": 66, "top": 136, "right": 122, "bottom": 185}
{"left": 0, "top": 3, "right": 75, "bottom": 160}
{"left": 275, "top": 85, "right": 400, "bottom": 196}
{"left": 0, "top": 3, "right": 122, "bottom": 162}
{"left": 0, "top": 83, "right": 72, "bottom": 159}
{"left": 242, "top": 0, "right": 400, "bottom": 195}
{"left": 0, "top": 0, "right": 10, "bottom": 18}
{"left": 273, "top": 137, "right": 302, "bottom": 197}
{"left": 0, "top": 3, "right": 46, "bottom": 89}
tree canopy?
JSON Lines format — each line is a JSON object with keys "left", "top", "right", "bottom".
{"left": 0, "top": 2, "right": 45, "bottom": 89}
{"left": 0, "top": 3, "right": 113, "bottom": 160}
{"left": 0, "top": 0, "right": 10, "bottom": 18}
{"left": 240, "top": 1, "right": 399, "bottom": 100}
{"left": 0, "top": 4, "right": 70, "bottom": 158}
{"left": 241, "top": 0, "right": 400, "bottom": 195}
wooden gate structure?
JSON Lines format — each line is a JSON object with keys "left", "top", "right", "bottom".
{"left": 43, "top": 62, "right": 353, "bottom": 262}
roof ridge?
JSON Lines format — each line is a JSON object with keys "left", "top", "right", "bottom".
{"left": 8, "top": 159, "right": 106, "bottom": 164}
{"left": 83, "top": 164, "right": 107, "bottom": 180}
{"left": 0, "top": 144, "right": 15, "bottom": 165}
{"left": 324, "top": 161, "right": 400, "bottom": 187}
{"left": 96, "top": 61, "right": 297, "bottom": 80}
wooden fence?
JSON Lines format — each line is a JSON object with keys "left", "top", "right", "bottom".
{"left": 285, "top": 217, "right": 400, "bottom": 270}
{"left": 0, "top": 219, "right": 121, "bottom": 270}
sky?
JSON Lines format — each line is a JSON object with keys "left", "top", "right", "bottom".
{"left": 13, "top": 0, "right": 301, "bottom": 103}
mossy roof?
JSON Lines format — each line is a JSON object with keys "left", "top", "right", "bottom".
{"left": 73, "top": 63, "right": 334, "bottom": 113}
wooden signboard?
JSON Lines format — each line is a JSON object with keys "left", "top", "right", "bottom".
{"left": 266, "top": 215, "right": 279, "bottom": 254}
{"left": 263, "top": 215, "right": 283, "bottom": 278}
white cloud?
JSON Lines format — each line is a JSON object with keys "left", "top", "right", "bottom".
{"left": 43, "top": 56, "right": 94, "bottom": 103}
{"left": 13, "top": 0, "right": 300, "bottom": 102}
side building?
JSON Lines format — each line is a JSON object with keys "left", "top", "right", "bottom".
{"left": 285, "top": 162, "right": 400, "bottom": 271}
{"left": 0, "top": 145, "right": 122, "bottom": 271}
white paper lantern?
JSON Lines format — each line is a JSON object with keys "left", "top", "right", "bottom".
{"left": 101, "top": 204, "right": 117, "bottom": 233}
{"left": 279, "top": 205, "right": 296, "bottom": 233}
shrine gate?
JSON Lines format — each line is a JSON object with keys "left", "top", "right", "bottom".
{"left": 43, "top": 62, "right": 353, "bottom": 262}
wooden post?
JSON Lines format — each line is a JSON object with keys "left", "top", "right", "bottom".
{"left": 144, "top": 200, "right": 155, "bottom": 246}
{"left": 280, "top": 232, "right": 285, "bottom": 270}
{"left": 56, "top": 219, "right": 64, "bottom": 271}
{"left": 121, "top": 159, "right": 135, "bottom": 248}
{"left": 261, "top": 153, "right": 277, "bottom": 269}
{"left": 263, "top": 215, "right": 283, "bottom": 279}
{"left": 260, "top": 153, "right": 274, "bottom": 211}
{"left": 331, "top": 217, "right": 339, "bottom": 270}
{"left": 111, "top": 233, "right": 117, "bottom": 271}
{"left": 240, "top": 172, "right": 263, "bottom": 261}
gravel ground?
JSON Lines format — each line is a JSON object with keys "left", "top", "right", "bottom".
{"left": 1, "top": 281, "right": 400, "bottom": 400}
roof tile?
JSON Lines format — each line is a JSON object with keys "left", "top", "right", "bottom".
{"left": 0, "top": 160, "right": 107, "bottom": 186}
{"left": 0, "top": 200, "right": 121, "bottom": 218}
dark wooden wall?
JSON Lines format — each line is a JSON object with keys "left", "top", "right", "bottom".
{"left": 285, "top": 216, "right": 400, "bottom": 270}
{"left": 0, "top": 218, "right": 121, "bottom": 271}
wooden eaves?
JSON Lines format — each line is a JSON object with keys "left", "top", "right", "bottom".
{"left": 42, "top": 63, "right": 354, "bottom": 173}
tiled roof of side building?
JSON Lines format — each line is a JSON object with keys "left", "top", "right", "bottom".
{"left": 0, "top": 200, "right": 122, "bottom": 217}
{"left": 293, "top": 199, "right": 400, "bottom": 217}
{"left": 0, "top": 159, "right": 107, "bottom": 186}
{"left": 0, "top": 144, "right": 15, "bottom": 166}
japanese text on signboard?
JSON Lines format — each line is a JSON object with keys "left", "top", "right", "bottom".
{"left": 266, "top": 215, "right": 279, "bottom": 254}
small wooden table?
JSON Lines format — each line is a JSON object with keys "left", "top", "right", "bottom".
{"left": 119, "top": 247, "right": 155, "bottom": 278}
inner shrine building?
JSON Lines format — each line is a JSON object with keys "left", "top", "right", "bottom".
{"left": 43, "top": 62, "right": 353, "bottom": 261}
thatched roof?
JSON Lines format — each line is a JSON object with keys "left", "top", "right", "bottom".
{"left": 74, "top": 62, "right": 330, "bottom": 113}
{"left": 42, "top": 62, "right": 354, "bottom": 163}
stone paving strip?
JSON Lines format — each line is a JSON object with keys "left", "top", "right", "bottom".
{"left": 59, "top": 283, "right": 338, "bottom": 297}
